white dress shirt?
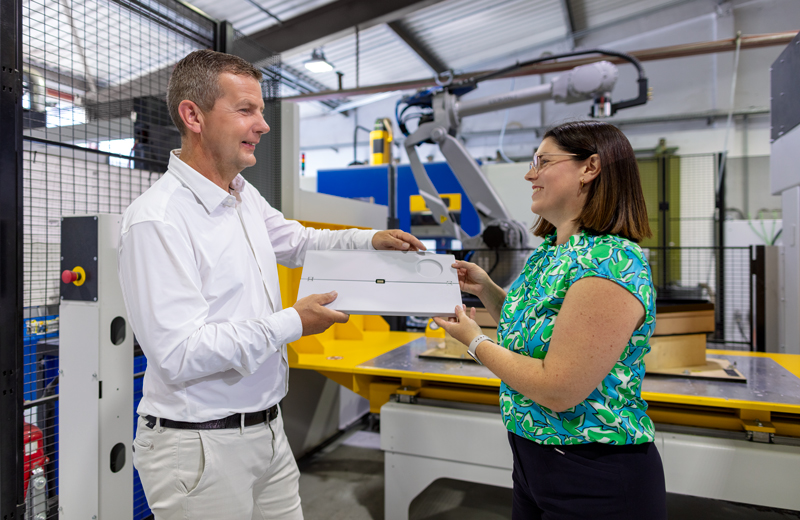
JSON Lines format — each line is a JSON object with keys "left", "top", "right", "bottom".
{"left": 118, "top": 151, "right": 377, "bottom": 422}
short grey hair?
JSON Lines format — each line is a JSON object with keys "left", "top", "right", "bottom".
{"left": 167, "top": 49, "right": 262, "bottom": 136}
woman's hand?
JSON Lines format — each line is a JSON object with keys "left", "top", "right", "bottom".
{"left": 433, "top": 305, "right": 484, "bottom": 347}
{"left": 453, "top": 260, "right": 492, "bottom": 297}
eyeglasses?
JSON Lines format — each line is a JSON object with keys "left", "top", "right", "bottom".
{"left": 528, "top": 153, "right": 579, "bottom": 173}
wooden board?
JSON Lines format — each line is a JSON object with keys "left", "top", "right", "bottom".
{"left": 647, "top": 357, "right": 747, "bottom": 382}
{"left": 473, "top": 308, "right": 498, "bottom": 327}
{"left": 645, "top": 334, "right": 707, "bottom": 370}
{"left": 653, "top": 310, "right": 715, "bottom": 336}
{"left": 468, "top": 305, "right": 715, "bottom": 336}
{"left": 418, "top": 337, "right": 476, "bottom": 362}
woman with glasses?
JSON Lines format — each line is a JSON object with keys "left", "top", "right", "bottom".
{"left": 434, "top": 120, "right": 666, "bottom": 520}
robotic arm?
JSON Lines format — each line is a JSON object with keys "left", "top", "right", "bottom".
{"left": 398, "top": 50, "right": 649, "bottom": 262}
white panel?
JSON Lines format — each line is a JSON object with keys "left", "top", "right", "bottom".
{"left": 481, "top": 161, "right": 545, "bottom": 249}
{"left": 281, "top": 101, "right": 301, "bottom": 219}
{"left": 297, "top": 250, "right": 461, "bottom": 316}
{"left": 771, "top": 123, "right": 800, "bottom": 195}
{"left": 97, "top": 214, "right": 134, "bottom": 520}
{"left": 297, "top": 190, "right": 387, "bottom": 229}
{"left": 380, "top": 401, "right": 512, "bottom": 520}
{"left": 59, "top": 214, "right": 133, "bottom": 520}
{"left": 380, "top": 402, "right": 511, "bottom": 469}
{"left": 58, "top": 301, "right": 100, "bottom": 519}
{"left": 780, "top": 187, "right": 800, "bottom": 354}
{"left": 658, "top": 431, "right": 800, "bottom": 510}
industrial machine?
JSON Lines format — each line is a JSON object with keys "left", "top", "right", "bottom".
{"left": 396, "top": 49, "right": 649, "bottom": 286}
{"left": 409, "top": 192, "right": 461, "bottom": 237}
{"left": 770, "top": 31, "right": 800, "bottom": 355}
{"left": 59, "top": 214, "right": 133, "bottom": 520}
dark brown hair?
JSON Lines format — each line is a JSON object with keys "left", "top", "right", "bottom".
{"left": 532, "top": 120, "right": 652, "bottom": 243}
{"left": 167, "top": 50, "right": 262, "bottom": 136}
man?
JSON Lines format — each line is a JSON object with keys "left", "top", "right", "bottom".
{"left": 118, "top": 49, "right": 423, "bottom": 520}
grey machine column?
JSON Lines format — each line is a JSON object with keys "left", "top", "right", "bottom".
{"left": 770, "top": 32, "right": 800, "bottom": 355}
{"left": 59, "top": 214, "right": 133, "bottom": 519}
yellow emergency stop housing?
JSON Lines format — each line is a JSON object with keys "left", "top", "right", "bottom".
{"left": 409, "top": 193, "right": 462, "bottom": 213}
{"left": 409, "top": 193, "right": 462, "bottom": 236}
{"left": 369, "top": 117, "right": 393, "bottom": 165}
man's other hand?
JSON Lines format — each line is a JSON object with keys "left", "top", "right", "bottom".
{"left": 372, "top": 229, "right": 426, "bottom": 251}
{"left": 294, "top": 291, "right": 350, "bottom": 336}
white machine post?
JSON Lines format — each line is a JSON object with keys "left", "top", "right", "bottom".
{"left": 58, "top": 214, "right": 133, "bottom": 519}
{"left": 769, "top": 32, "right": 800, "bottom": 355}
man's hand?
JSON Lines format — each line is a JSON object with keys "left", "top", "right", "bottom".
{"left": 293, "top": 291, "right": 350, "bottom": 336}
{"left": 372, "top": 229, "right": 426, "bottom": 251}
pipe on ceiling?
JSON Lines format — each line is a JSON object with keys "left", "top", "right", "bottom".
{"left": 283, "top": 31, "right": 798, "bottom": 102}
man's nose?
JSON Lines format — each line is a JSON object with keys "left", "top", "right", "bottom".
{"left": 256, "top": 115, "right": 270, "bottom": 135}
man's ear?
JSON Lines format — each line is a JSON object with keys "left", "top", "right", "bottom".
{"left": 583, "top": 154, "right": 601, "bottom": 183}
{"left": 178, "top": 100, "right": 203, "bottom": 135}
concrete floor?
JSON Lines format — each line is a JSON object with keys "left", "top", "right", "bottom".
{"left": 297, "top": 425, "right": 800, "bottom": 520}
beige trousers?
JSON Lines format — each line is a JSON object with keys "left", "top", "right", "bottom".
{"left": 133, "top": 410, "right": 303, "bottom": 520}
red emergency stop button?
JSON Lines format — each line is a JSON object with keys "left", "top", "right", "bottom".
{"left": 62, "top": 266, "right": 86, "bottom": 286}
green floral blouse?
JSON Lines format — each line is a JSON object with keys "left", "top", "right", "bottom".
{"left": 497, "top": 230, "right": 656, "bottom": 445}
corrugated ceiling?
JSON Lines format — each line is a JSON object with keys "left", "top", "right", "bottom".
{"left": 26, "top": 0, "right": 699, "bottom": 105}
{"left": 188, "top": 0, "right": 337, "bottom": 37}
{"left": 568, "top": 0, "right": 685, "bottom": 32}
{"left": 401, "top": 0, "right": 568, "bottom": 71}
{"left": 281, "top": 23, "right": 433, "bottom": 92}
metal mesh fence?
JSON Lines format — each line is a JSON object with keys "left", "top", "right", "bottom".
{"left": 21, "top": 0, "right": 216, "bottom": 517}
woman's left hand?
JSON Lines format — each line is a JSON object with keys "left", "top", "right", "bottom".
{"left": 433, "top": 305, "right": 484, "bottom": 346}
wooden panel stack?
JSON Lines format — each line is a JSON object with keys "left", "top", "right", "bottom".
{"left": 647, "top": 302, "right": 715, "bottom": 371}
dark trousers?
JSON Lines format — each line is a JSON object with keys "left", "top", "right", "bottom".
{"left": 508, "top": 432, "right": 667, "bottom": 520}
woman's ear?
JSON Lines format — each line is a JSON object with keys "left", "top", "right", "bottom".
{"left": 583, "top": 154, "right": 601, "bottom": 183}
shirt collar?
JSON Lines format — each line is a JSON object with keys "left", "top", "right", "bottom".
{"left": 547, "top": 229, "right": 590, "bottom": 249}
{"left": 167, "top": 150, "right": 246, "bottom": 212}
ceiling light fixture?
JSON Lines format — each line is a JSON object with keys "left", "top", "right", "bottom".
{"left": 304, "top": 48, "right": 334, "bottom": 73}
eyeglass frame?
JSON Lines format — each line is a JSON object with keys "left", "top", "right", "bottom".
{"left": 528, "top": 153, "right": 580, "bottom": 173}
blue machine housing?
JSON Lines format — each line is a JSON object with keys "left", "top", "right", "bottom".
{"left": 316, "top": 162, "right": 481, "bottom": 237}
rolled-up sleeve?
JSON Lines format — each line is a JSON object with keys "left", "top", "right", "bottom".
{"left": 118, "top": 220, "right": 302, "bottom": 384}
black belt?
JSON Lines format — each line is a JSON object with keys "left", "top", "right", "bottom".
{"left": 144, "top": 405, "right": 279, "bottom": 430}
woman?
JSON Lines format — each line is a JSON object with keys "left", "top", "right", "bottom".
{"left": 434, "top": 120, "right": 666, "bottom": 519}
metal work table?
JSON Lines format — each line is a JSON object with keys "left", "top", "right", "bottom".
{"left": 354, "top": 338, "right": 800, "bottom": 519}
{"left": 289, "top": 333, "right": 800, "bottom": 518}
{"left": 359, "top": 338, "right": 800, "bottom": 414}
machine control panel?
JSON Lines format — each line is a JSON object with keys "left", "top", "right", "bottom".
{"left": 60, "top": 216, "right": 99, "bottom": 302}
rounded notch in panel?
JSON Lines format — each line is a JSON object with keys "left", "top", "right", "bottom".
{"left": 110, "top": 442, "right": 126, "bottom": 472}
{"left": 110, "top": 316, "right": 126, "bottom": 346}
{"left": 416, "top": 258, "right": 443, "bottom": 278}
